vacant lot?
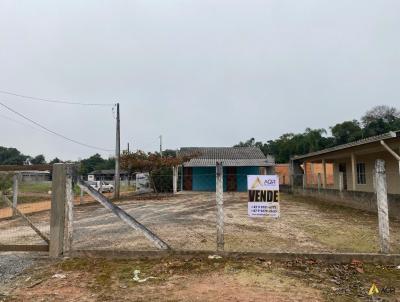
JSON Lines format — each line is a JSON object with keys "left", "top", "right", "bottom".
{"left": 2, "top": 256, "right": 400, "bottom": 302}
{"left": 1, "top": 192, "right": 399, "bottom": 253}
{"left": 71, "top": 192, "right": 400, "bottom": 253}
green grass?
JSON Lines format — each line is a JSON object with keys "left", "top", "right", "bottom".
{"left": 19, "top": 182, "right": 52, "bottom": 194}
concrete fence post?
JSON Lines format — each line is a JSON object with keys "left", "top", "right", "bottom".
{"left": 302, "top": 174, "right": 306, "bottom": 191}
{"left": 173, "top": 166, "right": 178, "bottom": 194}
{"left": 80, "top": 188, "right": 83, "bottom": 205}
{"left": 338, "top": 172, "right": 344, "bottom": 192}
{"left": 375, "top": 159, "right": 390, "bottom": 254}
{"left": 50, "top": 164, "right": 67, "bottom": 257}
{"left": 12, "top": 174, "right": 18, "bottom": 217}
{"left": 64, "top": 164, "right": 74, "bottom": 253}
{"left": 216, "top": 162, "right": 224, "bottom": 251}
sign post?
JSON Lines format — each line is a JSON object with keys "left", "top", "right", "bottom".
{"left": 247, "top": 175, "right": 280, "bottom": 218}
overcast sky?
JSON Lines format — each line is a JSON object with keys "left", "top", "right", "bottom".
{"left": 0, "top": 1, "right": 399, "bottom": 161}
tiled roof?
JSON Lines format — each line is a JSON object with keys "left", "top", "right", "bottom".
{"left": 178, "top": 147, "right": 275, "bottom": 167}
{"left": 292, "top": 130, "right": 400, "bottom": 160}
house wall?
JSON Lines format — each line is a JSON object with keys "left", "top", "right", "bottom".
{"left": 287, "top": 187, "right": 400, "bottom": 219}
{"left": 191, "top": 166, "right": 267, "bottom": 192}
{"left": 192, "top": 167, "right": 215, "bottom": 191}
{"left": 332, "top": 151, "right": 400, "bottom": 194}
{"left": 236, "top": 166, "right": 260, "bottom": 192}
{"left": 275, "top": 164, "right": 289, "bottom": 185}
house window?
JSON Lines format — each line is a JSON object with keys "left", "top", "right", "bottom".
{"left": 356, "top": 163, "right": 366, "bottom": 185}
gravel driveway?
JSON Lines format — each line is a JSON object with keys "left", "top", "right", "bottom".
{"left": 0, "top": 252, "right": 41, "bottom": 299}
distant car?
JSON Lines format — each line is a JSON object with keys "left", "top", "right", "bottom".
{"left": 88, "top": 181, "right": 114, "bottom": 193}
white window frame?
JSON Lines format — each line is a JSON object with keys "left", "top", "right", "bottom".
{"left": 356, "top": 162, "right": 366, "bottom": 185}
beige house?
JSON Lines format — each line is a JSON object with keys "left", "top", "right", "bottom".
{"left": 289, "top": 131, "right": 400, "bottom": 217}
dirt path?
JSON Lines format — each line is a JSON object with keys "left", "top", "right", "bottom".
{"left": 0, "top": 192, "right": 133, "bottom": 219}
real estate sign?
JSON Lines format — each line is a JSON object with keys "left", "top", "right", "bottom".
{"left": 247, "top": 175, "right": 280, "bottom": 218}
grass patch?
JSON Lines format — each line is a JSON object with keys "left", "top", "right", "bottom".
{"left": 9, "top": 257, "right": 400, "bottom": 302}
{"left": 19, "top": 182, "right": 52, "bottom": 194}
{"left": 302, "top": 223, "right": 379, "bottom": 253}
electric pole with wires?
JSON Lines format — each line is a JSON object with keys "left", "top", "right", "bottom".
{"left": 114, "top": 103, "right": 121, "bottom": 199}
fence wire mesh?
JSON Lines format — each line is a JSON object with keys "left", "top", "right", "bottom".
{"left": 70, "top": 171, "right": 400, "bottom": 255}
{"left": 0, "top": 176, "right": 51, "bottom": 246}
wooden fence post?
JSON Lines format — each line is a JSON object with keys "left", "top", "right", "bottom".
{"left": 375, "top": 159, "right": 390, "bottom": 254}
{"left": 216, "top": 162, "right": 224, "bottom": 251}
{"left": 50, "top": 163, "right": 67, "bottom": 257}
{"left": 12, "top": 174, "right": 18, "bottom": 217}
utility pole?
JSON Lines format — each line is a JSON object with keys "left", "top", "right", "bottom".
{"left": 159, "top": 135, "right": 163, "bottom": 158}
{"left": 127, "top": 142, "right": 130, "bottom": 154}
{"left": 114, "top": 103, "right": 120, "bottom": 199}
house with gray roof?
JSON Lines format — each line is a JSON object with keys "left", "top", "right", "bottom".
{"left": 178, "top": 147, "right": 275, "bottom": 192}
{"left": 290, "top": 130, "right": 400, "bottom": 217}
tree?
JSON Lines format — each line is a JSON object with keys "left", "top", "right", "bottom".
{"left": 361, "top": 105, "right": 400, "bottom": 137}
{"left": 30, "top": 154, "right": 46, "bottom": 165}
{"left": 361, "top": 105, "right": 400, "bottom": 126}
{"left": 0, "top": 174, "right": 13, "bottom": 193}
{"left": 79, "top": 154, "right": 115, "bottom": 175}
{"left": 49, "top": 157, "right": 62, "bottom": 164}
{"left": 120, "top": 150, "right": 194, "bottom": 192}
{"left": 330, "top": 120, "right": 363, "bottom": 145}
{"left": 0, "top": 147, "right": 28, "bottom": 165}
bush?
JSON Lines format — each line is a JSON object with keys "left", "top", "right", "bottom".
{"left": 0, "top": 174, "right": 13, "bottom": 193}
{"left": 150, "top": 167, "right": 173, "bottom": 193}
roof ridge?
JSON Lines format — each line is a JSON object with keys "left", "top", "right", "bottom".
{"left": 292, "top": 130, "right": 399, "bottom": 160}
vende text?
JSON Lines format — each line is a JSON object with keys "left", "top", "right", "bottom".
{"left": 248, "top": 190, "right": 279, "bottom": 202}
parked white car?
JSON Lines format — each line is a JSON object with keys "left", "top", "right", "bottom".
{"left": 88, "top": 181, "right": 114, "bottom": 193}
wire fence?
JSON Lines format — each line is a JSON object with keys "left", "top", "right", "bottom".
{"left": 0, "top": 176, "right": 51, "bottom": 246}
{"left": 2, "top": 167, "right": 399, "bottom": 255}
{"left": 70, "top": 171, "right": 400, "bottom": 254}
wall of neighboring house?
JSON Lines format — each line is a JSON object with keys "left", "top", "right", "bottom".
{"left": 306, "top": 163, "right": 334, "bottom": 186}
{"left": 20, "top": 172, "right": 50, "bottom": 182}
{"left": 276, "top": 163, "right": 334, "bottom": 186}
{"left": 275, "top": 164, "right": 289, "bottom": 185}
{"left": 236, "top": 166, "right": 260, "bottom": 192}
{"left": 189, "top": 166, "right": 264, "bottom": 192}
{"left": 332, "top": 151, "right": 400, "bottom": 195}
{"left": 192, "top": 167, "right": 215, "bottom": 191}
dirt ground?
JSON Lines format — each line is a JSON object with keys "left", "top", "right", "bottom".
{"left": 1, "top": 192, "right": 400, "bottom": 253}
{"left": 71, "top": 192, "right": 400, "bottom": 253}
{"left": 2, "top": 256, "right": 400, "bottom": 302}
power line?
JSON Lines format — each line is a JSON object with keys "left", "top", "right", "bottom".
{"left": 0, "top": 90, "right": 115, "bottom": 106}
{"left": 0, "top": 101, "right": 113, "bottom": 152}
{"left": 0, "top": 113, "right": 37, "bottom": 129}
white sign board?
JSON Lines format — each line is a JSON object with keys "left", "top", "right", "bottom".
{"left": 247, "top": 175, "right": 280, "bottom": 218}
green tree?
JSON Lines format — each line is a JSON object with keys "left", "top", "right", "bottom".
{"left": 0, "top": 147, "right": 28, "bottom": 165}
{"left": 30, "top": 154, "right": 46, "bottom": 164}
{"left": 330, "top": 120, "right": 363, "bottom": 145}
{"left": 0, "top": 174, "right": 13, "bottom": 192}
{"left": 49, "top": 157, "right": 62, "bottom": 164}
{"left": 79, "top": 154, "right": 115, "bottom": 175}
{"left": 361, "top": 105, "right": 400, "bottom": 137}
